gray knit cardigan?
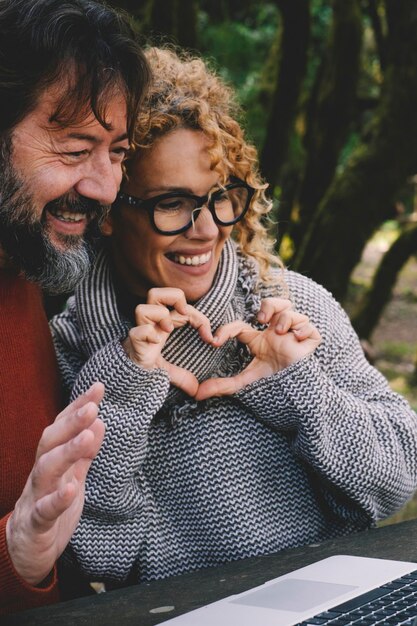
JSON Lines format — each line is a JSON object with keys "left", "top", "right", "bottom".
{"left": 50, "top": 239, "right": 417, "bottom": 585}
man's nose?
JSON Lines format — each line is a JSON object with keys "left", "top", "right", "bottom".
{"left": 74, "top": 155, "right": 121, "bottom": 206}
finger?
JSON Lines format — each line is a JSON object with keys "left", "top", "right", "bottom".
{"left": 55, "top": 382, "right": 104, "bottom": 422}
{"left": 257, "top": 298, "right": 293, "bottom": 324}
{"left": 271, "top": 311, "right": 309, "bottom": 335}
{"left": 32, "top": 427, "right": 100, "bottom": 497}
{"left": 292, "top": 321, "right": 322, "bottom": 342}
{"left": 83, "top": 417, "right": 105, "bottom": 459}
{"left": 36, "top": 394, "right": 103, "bottom": 459}
{"left": 165, "top": 361, "right": 199, "bottom": 397}
{"left": 147, "top": 287, "right": 188, "bottom": 315}
{"left": 182, "top": 305, "right": 213, "bottom": 343}
{"left": 146, "top": 289, "right": 213, "bottom": 341}
{"left": 168, "top": 308, "right": 211, "bottom": 340}
{"left": 31, "top": 481, "right": 78, "bottom": 530}
{"left": 70, "top": 417, "right": 106, "bottom": 482}
{"left": 135, "top": 304, "right": 174, "bottom": 333}
{"left": 212, "top": 320, "right": 258, "bottom": 347}
{"left": 129, "top": 323, "right": 164, "bottom": 345}
{"left": 168, "top": 309, "right": 191, "bottom": 329}
{"left": 196, "top": 369, "right": 254, "bottom": 400}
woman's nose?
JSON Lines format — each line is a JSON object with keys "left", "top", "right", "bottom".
{"left": 185, "top": 205, "right": 218, "bottom": 238}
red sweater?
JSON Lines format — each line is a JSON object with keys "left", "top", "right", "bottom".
{"left": 0, "top": 269, "right": 62, "bottom": 614}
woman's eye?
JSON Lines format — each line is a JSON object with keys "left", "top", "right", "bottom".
{"left": 156, "top": 199, "right": 184, "bottom": 211}
{"left": 214, "top": 191, "right": 230, "bottom": 203}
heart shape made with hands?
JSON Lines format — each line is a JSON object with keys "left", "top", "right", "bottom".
{"left": 123, "top": 290, "right": 322, "bottom": 401}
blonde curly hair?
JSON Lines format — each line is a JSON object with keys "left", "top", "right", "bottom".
{"left": 127, "top": 46, "right": 283, "bottom": 283}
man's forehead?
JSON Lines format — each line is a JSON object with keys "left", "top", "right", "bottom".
{"left": 28, "top": 81, "right": 128, "bottom": 134}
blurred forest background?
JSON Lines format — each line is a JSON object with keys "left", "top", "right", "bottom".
{"left": 103, "top": 0, "right": 417, "bottom": 521}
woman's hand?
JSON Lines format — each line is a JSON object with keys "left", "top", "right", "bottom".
{"left": 122, "top": 288, "right": 213, "bottom": 397}
{"left": 196, "top": 297, "right": 321, "bottom": 400}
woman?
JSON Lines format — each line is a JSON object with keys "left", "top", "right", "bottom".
{"left": 51, "top": 47, "right": 417, "bottom": 587}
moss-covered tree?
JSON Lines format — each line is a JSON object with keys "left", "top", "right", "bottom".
{"left": 293, "top": 0, "right": 417, "bottom": 303}
{"left": 259, "top": 0, "right": 310, "bottom": 191}
{"left": 291, "top": 0, "right": 362, "bottom": 250}
{"left": 352, "top": 223, "right": 417, "bottom": 339}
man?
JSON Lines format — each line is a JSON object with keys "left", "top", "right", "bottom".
{"left": 0, "top": 0, "right": 149, "bottom": 615}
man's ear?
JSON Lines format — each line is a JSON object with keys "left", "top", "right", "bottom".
{"left": 101, "top": 214, "right": 114, "bottom": 237}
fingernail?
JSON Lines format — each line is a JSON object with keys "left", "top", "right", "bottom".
{"left": 258, "top": 312, "right": 266, "bottom": 322}
{"left": 77, "top": 405, "right": 88, "bottom": 418}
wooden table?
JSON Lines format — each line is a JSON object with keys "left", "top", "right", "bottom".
{"left": 5, "top": 519, "right": 417, "bottom": 626}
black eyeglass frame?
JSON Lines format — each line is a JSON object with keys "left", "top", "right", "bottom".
{"left": 115, "top": 176, "right": 255, "bottom": 236}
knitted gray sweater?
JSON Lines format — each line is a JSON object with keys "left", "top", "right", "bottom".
{"left": 50, "top": 239, "right": 417, "bottom": 585}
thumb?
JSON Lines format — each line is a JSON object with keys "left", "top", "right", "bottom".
{"left": 164, "top": 360, "right": 200, "bottom": 397}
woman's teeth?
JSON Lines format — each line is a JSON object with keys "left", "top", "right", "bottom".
{"left": 173, "top": 251, "right": 211, "bottom": 266}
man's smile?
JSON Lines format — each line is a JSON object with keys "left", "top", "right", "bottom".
{"left": 47, "top": 206, "right": 87, "bottom": 223}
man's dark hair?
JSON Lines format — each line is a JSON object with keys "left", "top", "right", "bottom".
{"left": 0, "top": 0, "right": 150, "bottom": 138}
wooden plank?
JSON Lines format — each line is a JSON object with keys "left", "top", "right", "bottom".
{"left": 4, "top": 519, "right": 417, "bottom": 626}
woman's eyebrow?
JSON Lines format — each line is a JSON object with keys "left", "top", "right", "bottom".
{"left": 143, "top": 183, "right": 221, "bottom": 195}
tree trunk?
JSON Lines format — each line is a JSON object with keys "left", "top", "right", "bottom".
{"left": 148, "top": 0, "right": 198, "bottom": 49}
{"left": 149, "top": 0, "right": 176, "bottom": 38}
{"left": 177, "top": 0, "right": 199, "bottom": 49}
{"left": 351, "top": 223, "right": 417, "bottom": 339}
{"left": 292, "top": 0, "right": 417, "bottom": 303}
{"left": 259, "top": 0, "right": 310, "bottom": 191}
{"left": 291, "top": 0, "right": 362, "bottom": 250}
{"left": 365, "top": 0, "right": 387, "bottom": 71}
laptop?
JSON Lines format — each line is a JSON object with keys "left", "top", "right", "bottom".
{"left": 162, "top": 555, "right": 417, "bottom": 625}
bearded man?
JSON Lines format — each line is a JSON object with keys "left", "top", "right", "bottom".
{"left": 0, "top": 0, "right": 149, "bottom": 615}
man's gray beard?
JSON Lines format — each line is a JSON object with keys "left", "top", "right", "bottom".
{"left": 23, "top": 232, "right": 93, "bottom": 294}
{"left": 0, "top": 133, "right": 97, "bottom": 294}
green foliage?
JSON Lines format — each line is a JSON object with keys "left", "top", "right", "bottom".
{"left": 379, "top": 495, "right": 417, "bottom": 526}
{"left": 379, "top": 341, "right": 416, "bottom": 360}
{"left": 198, "top": 4, "right": 279, "bottom": 146}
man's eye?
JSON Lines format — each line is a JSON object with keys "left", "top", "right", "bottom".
{"left": 112, "top": 147, "right": 129, "bottom": 160}
{"left": 64, "top": 150, "right": 89, "bottom": 159}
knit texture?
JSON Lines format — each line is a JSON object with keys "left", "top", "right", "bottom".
{"left": 50, "top": 240, "right": 417, "bottom": 586}
{"left": 0, "top": 269, "right": 60, "bottom": 614}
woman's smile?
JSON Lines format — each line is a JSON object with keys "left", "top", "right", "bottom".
{"left": 102, "top": 128, "right": 232, "bottom": 302}
{"left": 166, "top": 249, "right": 212, "bottom": 268}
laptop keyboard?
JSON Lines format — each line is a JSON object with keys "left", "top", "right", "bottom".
{"left": 297, "top": 570, "right": 417, "bottom": 625}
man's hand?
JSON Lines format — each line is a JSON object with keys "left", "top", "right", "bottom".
{"left": 6, "top": 382, "right": 105, "bottom": 586}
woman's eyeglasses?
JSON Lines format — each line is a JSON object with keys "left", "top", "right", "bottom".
{"left": 115, "top": 177, "right": 255, "bottom": 235}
